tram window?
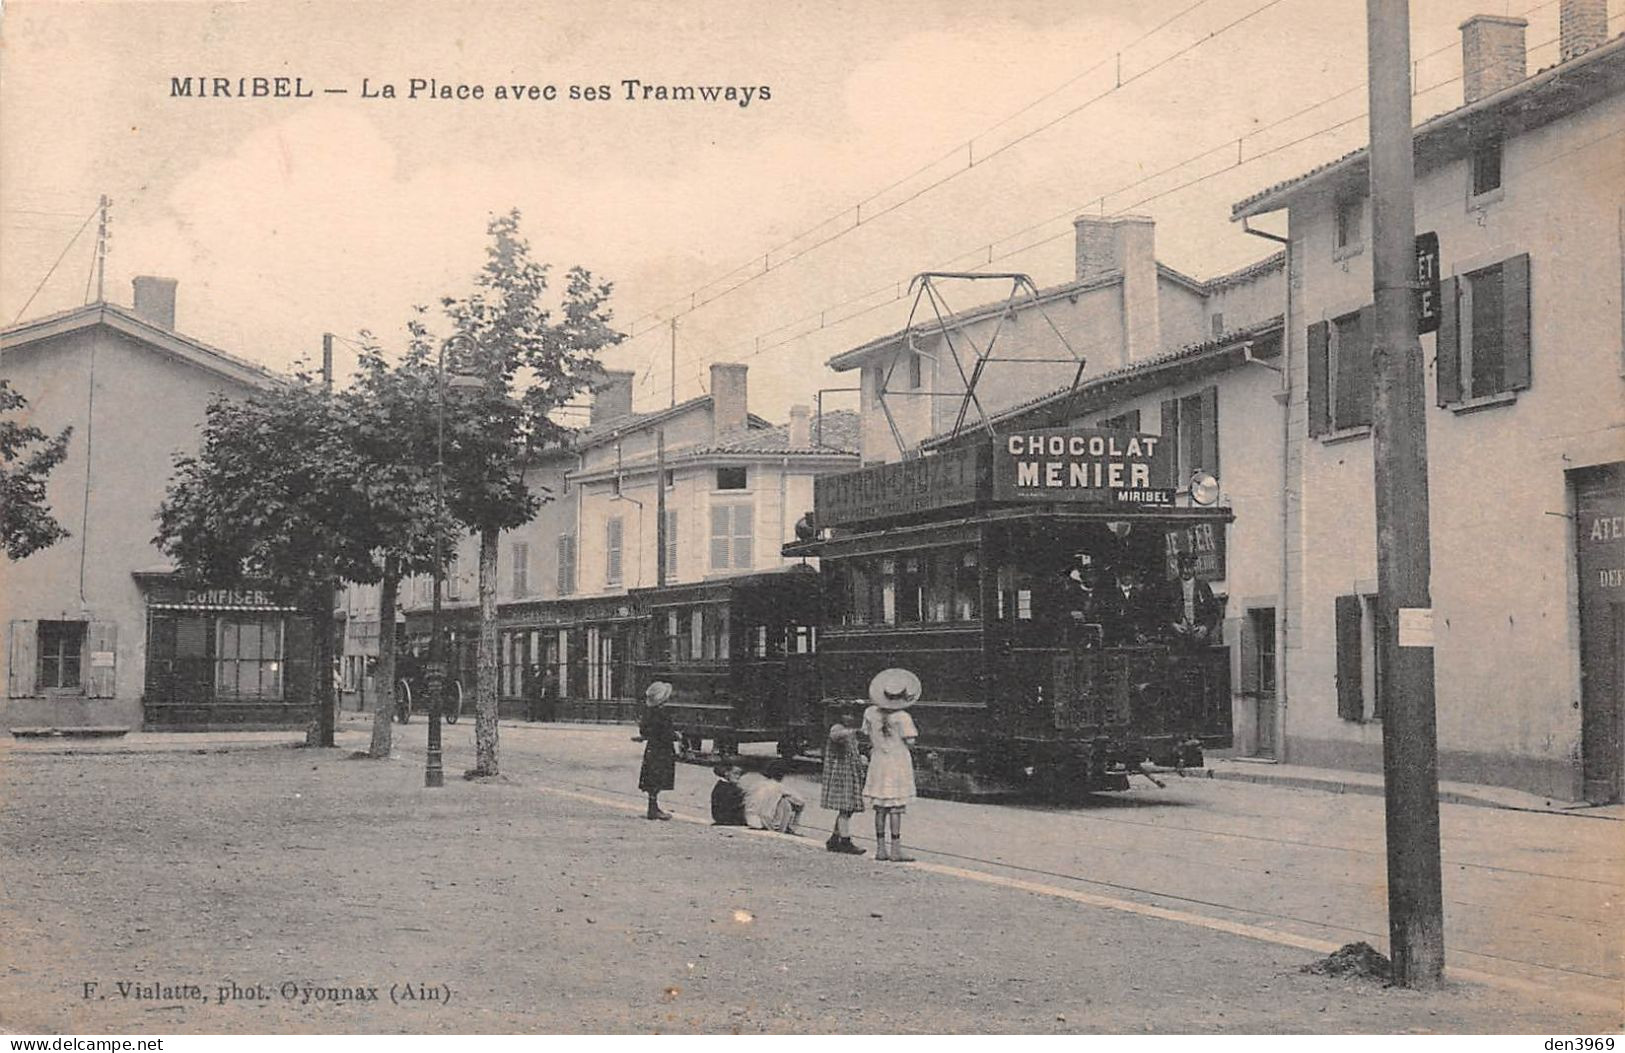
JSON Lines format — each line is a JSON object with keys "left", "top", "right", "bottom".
{"left": 996, "top": 564, "right": 1034, "bottom": 621}
{"left": 752, "top": 625, "right": 769, "bottom": 658}
{"left": 956, "top": 550, "right": 980, "bottom": 621}
{"left": 897, "top": 557, "right": 925, "bottom": 623}
{"left": 879, "top": 559, "right": 899, "bottom": 625}
{"left": 790, "top": 625, "right": 816, "bottom": 653}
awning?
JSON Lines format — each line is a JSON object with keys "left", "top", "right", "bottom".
{"left": 147, "top": 602, "right": 299, "bottom": 612}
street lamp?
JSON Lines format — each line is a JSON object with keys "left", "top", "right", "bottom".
{"left": 426, "top": 337, "right": 483, "bottom": 789}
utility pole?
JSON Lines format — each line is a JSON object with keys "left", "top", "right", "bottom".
{"left": 669, "top": 317, "right": 678, "bottom": 408}
{"left": 95, "top": 195, "right": 110, "bottom": 302}
{"left": 655, "top": 430, "right": 668, "bottom": 587}
{"left": 322, "top": 332, "right": 334, "bottom": 392}
{"left": 1366, "top": 0, "right": 1444, "bottom": 987}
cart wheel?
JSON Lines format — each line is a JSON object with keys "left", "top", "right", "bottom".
{"left": 445, "top": 681, "right": 464, "bottom": 725}
{"left": 395, "top": 680, "right": 413, "bottom": 724}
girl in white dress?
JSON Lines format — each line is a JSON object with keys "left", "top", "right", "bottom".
{"left": 861, "top": 668, "right": 922, "bottom": 862}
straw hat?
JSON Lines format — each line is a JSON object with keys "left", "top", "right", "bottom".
{"left": 867, "top": 668, "right": 922, "bottom": 710}
{"left": 645, "top": 681, "right": 674, "bottom": 706}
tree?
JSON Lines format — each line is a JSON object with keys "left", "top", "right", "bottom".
{"left": 439, "top": 210, "right": 622, "bottom": 777}
{"left": 345, "top": 321, "right": 464, "bottom": 759}
{"left": 1, "top": 379, "right": 72, "bottom": 560}
{"left": 156, "top": 372, "right": 379, "bottom": 748}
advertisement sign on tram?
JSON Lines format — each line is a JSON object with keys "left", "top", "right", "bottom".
{"left": 993, "top": 427, "right": 1174, "bottom": 506}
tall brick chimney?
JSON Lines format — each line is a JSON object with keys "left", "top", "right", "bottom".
{"left": 787, "top": 404, "right": 811, "bottom": 448}
{"left": 589, "top": 369, "right": 635, "bottom": 425}
{"left": 709, "top": 363, "right": 749, "bottom": 442}
{"left": 1560, "top": 0, "right": 1607, "bottom": 61}
{"left": 131, "top": 276, "right": 177, "bottom": 330}
{"left": 1461, "top": 15, "right": 1527, "bottom": 104}
{"left": 1073, "top": 215, "right": 1161, "bottom": 365}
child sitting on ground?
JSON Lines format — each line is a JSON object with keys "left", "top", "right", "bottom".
{"left": 710, "top": 764, "right": 749, "bottom": 826}
{"left": 737, "top": 761, "right": 805, "bottom": 835}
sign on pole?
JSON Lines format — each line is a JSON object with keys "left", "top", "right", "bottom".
{"left": 1415, "top": 231, "right": 1440, "bottom": 334}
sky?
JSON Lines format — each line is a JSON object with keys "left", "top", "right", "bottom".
{"left": 3, "top": 0, "right": 1617, "bottom": 422}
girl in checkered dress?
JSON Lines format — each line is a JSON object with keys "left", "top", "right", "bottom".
{"left": 820, "top": 708, "right": 866, "bottom": 855}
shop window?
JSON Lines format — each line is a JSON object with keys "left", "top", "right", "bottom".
{"left": 1159, "top": 387, "right": 1219, "bottom": 486}
{"left": 1334, "top": 594, "right": 1386, "bottom": 723}
{"left": 606, "top": 516, "right": 624, "bottom": 586}
{"left": 710, "top": 502, "right": 753, "bottom": 571}
{"left": 716, "top": 467, "right": 748, "bottom": 491}
{"left": 511, "top": 542, "right": 529, "bottom": 598}
{"left": 1307, "top": 308, "right": 1374, "bottom": 436}
{"left": 216, "top": 618, "right": 284, "bottom": 700}
{"left": 557, "top": 534, "right": 577, "bottom": 596}
{"left": 1470, "top": 138, "right": 1502, "bottom": 199}
{"left": 1437, "top": 254, "right": 1531, "bottom": 406}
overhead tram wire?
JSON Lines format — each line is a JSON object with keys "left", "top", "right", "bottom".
{"left": 617, "top": 0, "right": 1296, "bottom": 382}
{"left": 636, "top": 11, "right": 1570, "bottom": 404}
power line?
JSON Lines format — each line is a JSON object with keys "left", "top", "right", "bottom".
{"left": 629, "top": 16, "right": 1579, "bottom": 404}
{"left": 11, "top": 202, "right": 99, "bottom": 324}
{"left": 618, "top": 0, "right": 1292, "bottom": 348}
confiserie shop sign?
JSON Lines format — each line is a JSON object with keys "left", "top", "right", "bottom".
{"left": 994, "top": 427, "right": 1173, "bottom": 505}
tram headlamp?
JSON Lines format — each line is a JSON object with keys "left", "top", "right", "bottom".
{"left": 1189, "top": 472, "right": 1220, "bottom": 507}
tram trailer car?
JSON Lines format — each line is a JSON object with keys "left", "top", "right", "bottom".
{"left": 630, "top": 565, "right": 822, "bottom": 758}
{"left": 786, "top": 427, "right": 1234, "bottom": 794}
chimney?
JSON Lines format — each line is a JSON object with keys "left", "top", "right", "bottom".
{"left": 709, "top": 362, "right": 749, "bottom": 441}
{"left": 131, "top": 276, "right": 177, "bottom": 330}
{"left": 1560, "top": 0, "right": 1607, "bottom": 61}
{"left": 1461, "top": 15, "right": 1527, "bottom": 104}
{"left": 788, "top": 404, "right": 811, "bottom": 448}
{"left": 589, "top": 369, "right": 635, "bottom": 425}
{"left": 1075, "top": 215, "right": 1161, "bottom": 365}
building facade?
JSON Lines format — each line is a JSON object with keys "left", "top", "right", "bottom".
{"left": 2, "top": 282, "right": 315, "bottom": 732}
{"left": 1233, "top": 9, "right": 1625, "bottom": 800}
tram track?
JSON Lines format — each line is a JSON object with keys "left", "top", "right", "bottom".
{"left": 526, "top": 770, "right": 1623, "bottom": 992}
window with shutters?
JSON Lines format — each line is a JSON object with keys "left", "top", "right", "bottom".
{"left": 605, "top": 516, "right": 624, "bottom": 585}
{"left": 1307, "top": 308, "right": 1374, "bottom": 437}
{"left": 1333, "top": 196, "right": 1365, "bottom": 258}
{"left": 511, "top": 541, "right": 530, "bottom": 598}
{"left": 1436, "top": 254, "right": 1531, "bottom": 407}
{"left": 1158, "top": 387, "right": 1219, "bottom": 488}
{"left": 663, "top": 510, "right": 679, "bottom": 581}
{"left": 1334, "top": 593, "right": 1386, "bottom": 722}
{"left": 557, "top": 534, "right": 577, "bottom": 596}
{"left": 38, "top": 621, "right": 86, "bottom": 691}
{"left": 709, "top": 502, "right": 753, "bottom": 571}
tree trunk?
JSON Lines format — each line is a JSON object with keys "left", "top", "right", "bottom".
{"left": 367, "top": 558, "right": 400, "bottom": 759}
{"left": 472, "top": 525, "right": 501, "bottom": 775}
{"left": 305, "top": 589, "right": 337, "bottom": 748}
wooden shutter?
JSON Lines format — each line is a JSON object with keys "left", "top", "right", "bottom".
{"left": 1334, "top": 594, "right": 1364, "bottom": 722}
{"left": 1335, "top": 309, "right": 1374, "bottom": 429}
{"left": 1436, "top": 276, "right": 1461, "bottom": 406}
{"left": 1307, "top": 322, "right": 1331, "bottom": 436}
{"left": 1238, "top": 611, "right": 1260, "bottom": 696}
{"left": 606, "top": 518, "right": 623, "bottom": 584}
{"left": 8, "top": 620, "right": 38, "bottom": 698}
{"left": 86, "top": 621, "right": 117, "bottom": 698}
{"left": 710, "top": 505, "right": 730, "bottom": 570}
{"left": 1159, "top": 397, "right": 1181, "bottom": 486}
{"left": 1199, "top": 385, "right": 1219, "bottom": 479}
{"left": 557, "top": 535, "right": 575, "bottom": 596}
{"left": 732, "top": 503, "right": 754, "bottom": 570}
{"left": 1502, "top": 253, "right": 1532, "bottom": 391}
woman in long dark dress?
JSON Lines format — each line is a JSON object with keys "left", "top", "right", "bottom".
{"left": 637, "top": 681, "right": 680, "bottom": 820}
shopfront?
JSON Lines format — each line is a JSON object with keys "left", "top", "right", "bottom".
{"left": 136, "top": 573, "right": 314, "bottom": 730}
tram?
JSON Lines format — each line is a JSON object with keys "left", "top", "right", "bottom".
{"left": 629, "top": 565, "right": 822, "bottom": 758}
{"left": 782, "top": 424, "right": 1234, "bottom": 794}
